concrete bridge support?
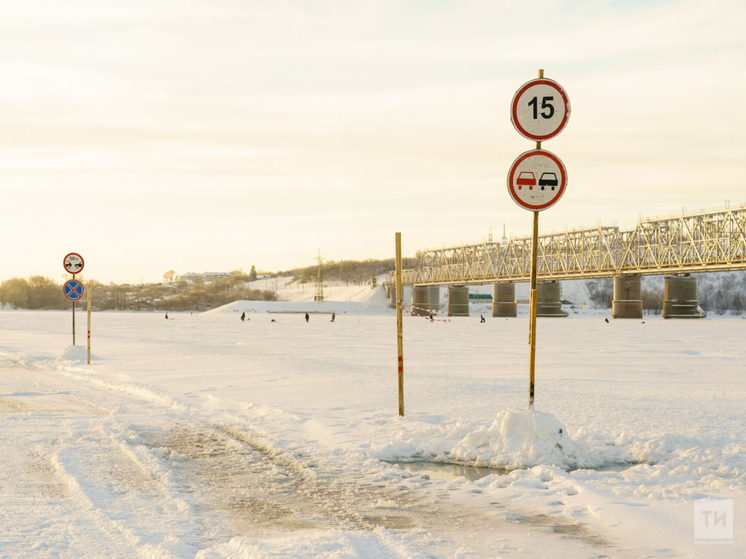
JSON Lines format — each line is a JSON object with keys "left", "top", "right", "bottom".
{"left": 492, "top": 282, "right": 518, "bottom": 317}
{"left": 663, "top": 275, "right": 703, "bottom": 319}
{"left": 411, "top": 286, "right": 431, "bottom": 317}
{"left": 612, "top": 274, "right": 643, "bottom": 319}
{"left": 448, "top": 286, "right": 470, "bottom": 317}
{"left": 428, "top": 286, "right": 441, "bottom": 313}
{"left": 389, "top": 285, "right": 397, "bottom": 309}
{"left": 537, "top": 281, "right": 568, "bottom": 317}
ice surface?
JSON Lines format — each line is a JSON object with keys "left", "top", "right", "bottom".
{"left": 1, "top": 301, "right": 744, "bottom": 558}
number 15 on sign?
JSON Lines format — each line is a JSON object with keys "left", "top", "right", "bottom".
{"left": 511, "top": 78, "right": 571, "bottom": 142}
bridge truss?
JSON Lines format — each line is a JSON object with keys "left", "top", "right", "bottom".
{"left": 390, "top": 205, "right": 746, "bottom": 286}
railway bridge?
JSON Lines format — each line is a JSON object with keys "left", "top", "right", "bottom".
{"left": 387, "top": 205, "right": 746, "bottom": 319}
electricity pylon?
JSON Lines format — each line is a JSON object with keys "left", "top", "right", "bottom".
{"left": 314, "top": 249, "right": 325, "bottom": 302}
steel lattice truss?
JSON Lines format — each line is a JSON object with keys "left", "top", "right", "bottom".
{"left": 390, "top": 207, "right": 746, "bottom": 286}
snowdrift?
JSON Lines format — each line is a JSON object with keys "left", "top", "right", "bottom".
{"left": 58, "top": 345, "right": 89, "bottom": 363}
{"left": 447, "top": 409, "right": 602, "bottom": 470}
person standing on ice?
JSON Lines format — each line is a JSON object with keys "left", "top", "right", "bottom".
{"left": 165, "top": 312, "right": 168, "bottom": 319}
{"left": 480, "top": 315, "right": 485, "bottom": 323}
{"left": 331, "top": 313, "right": 335, "bottom": 322}
{"left": 305, "top": 313, "right": 309, "bottom": 323}
{"left": 240, "top": 311, "right": 245, "bottom": 321}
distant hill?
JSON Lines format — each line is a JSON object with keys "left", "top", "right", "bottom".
{"left": 275, "top": 257, "right": 417, "bottom": 287}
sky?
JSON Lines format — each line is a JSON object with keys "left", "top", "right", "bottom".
{"left": 2, "top": 0, "right": 745, "bottom": 284}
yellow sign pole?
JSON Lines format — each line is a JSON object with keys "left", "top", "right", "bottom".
{"left": 395, "top": 232, "right": 405, "bottom": 416}
{"left": 527, "top": 68, "right": 545, "bottom": 409}
{"left": 87, "top": 286, "right": 91, "bottom": 364}
{"left": 529, "top": 210, "right": 539, "bottom": 409}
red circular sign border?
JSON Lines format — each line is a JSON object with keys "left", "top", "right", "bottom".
{"left": 511, "top": 78, "right": 571, "bottom": 142}
{"left": 63, "top": 252, "right": 85, "bottom": 275}
{"left": 507, "top": 149, "right": 567, "bottom": 212}
{"left": 63, "top": 279, "right": 85, "bottom": 301}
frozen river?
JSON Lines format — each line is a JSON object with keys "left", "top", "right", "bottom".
{"left": 0, "top": 309, "right": 744, "bottom": 557}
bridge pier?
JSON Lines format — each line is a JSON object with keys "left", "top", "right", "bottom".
{"left": 612, "top": 274, "right": 643, "bottom": 319}
{"left": 389, "top": 285, "right": 397, "bottom": 309}
{"left": 448, "top": 286, "right": 470, "bottom": 317}
{"left": 537, "top": 281, "right": 568, "bottom": 317}
{"left": 411, "top": 286, "right": 431, "bottom": 317}
{"left": 663, "top": 275, "right": 703, "bottom": 319}
{"left": 428, "top": 286, "right": 441, "bottom": 313}
{"left": 492, "top": 282, "right": 517, "bottom": 317}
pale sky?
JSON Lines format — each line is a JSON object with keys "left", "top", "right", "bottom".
{"left": 2, "top": 0, "right": 745, "bottom": 284}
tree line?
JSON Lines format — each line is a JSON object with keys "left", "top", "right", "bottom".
{"left": 585, "top": 271, "right": 746, "bottom": 314}
{"left": 276, "top": 257, "right": 417, "bottom": 286}
{"left": 0, "top": 272, "right": 276, "bottom": 312}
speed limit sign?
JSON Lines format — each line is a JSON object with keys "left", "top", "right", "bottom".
{"left": 511, "top": 78, "right": 571, "bottom": 142}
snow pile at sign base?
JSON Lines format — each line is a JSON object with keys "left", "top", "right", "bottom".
{"left": 58, "top": 345, "right": 88, "bottom": 362}
{"left": 448, "top": 409, "right": 603, "bottom": 470}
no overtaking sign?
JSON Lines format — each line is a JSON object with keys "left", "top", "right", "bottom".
{"left": 507, "top": 149, "right": 567, "bottom": 212}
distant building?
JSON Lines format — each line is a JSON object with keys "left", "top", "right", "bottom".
{"left": 180, "top": 272, "right": 231, "bottom": 284}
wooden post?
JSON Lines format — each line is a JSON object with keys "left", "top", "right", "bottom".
{"left": 528, "top": 67, "right": 544, "bottom": 410}
{"left": 395, "top": 232, "right": 405, "bottom": 417}
{"left": 87, "top": 286, "right": 91, "bottom": 364}
{"left": 529, "top": 209, "right": 539, "bottom": 409}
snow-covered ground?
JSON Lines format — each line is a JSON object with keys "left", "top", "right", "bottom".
{"left": 1, "top": 285, "right": 744, "bottom": 557}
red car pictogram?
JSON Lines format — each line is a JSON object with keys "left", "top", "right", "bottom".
{"left": 516, "top": 171, "right": 536, "bottom": 190}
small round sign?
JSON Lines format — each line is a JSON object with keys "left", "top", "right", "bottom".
{"left": 63, "top": 280, "right": 85, "bottom": 301}
{"left": 511, "top": 78, "right": 571, "bottom": 142}
{"left": 63, "top": 252, "right": 85, "bottom": 275}
{"left": 507, "top": 149, "right": 567, "bottom": 212}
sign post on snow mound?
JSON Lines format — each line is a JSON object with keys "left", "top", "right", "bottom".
{"left": 63, "top": 253, "right": 85, "bottom": 347}
{"left": 87, "top": 286, "right": 92, "bottom": 365}
{"left": 395, "top": 232, "right": 405, "bottom": 416}
{"left": 508, "top": 70, "right": 570, "bottom": 410}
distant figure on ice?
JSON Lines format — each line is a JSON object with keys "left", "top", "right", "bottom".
{"left": 305, "top": 313, "right": 310, "bottom": 323}
{"left": 429, "top": 313, "right": 434, "bottom": 322}
{"left": 271, "top": 319, "right": 276, "bottom": 322}
{"left": 604, "top": 318, "right": 609, "bottom": 323}
{"left": 480, "top": 315, "right": 485, "bottom": 323}
{"left": 240, "top": 311, "right": 245, "bottom": 321}
{"left": 331, "top": 313, "right": 335, "bottom": 322}
{"left": 165, "top": 312, "right": 168, "bottom": 319}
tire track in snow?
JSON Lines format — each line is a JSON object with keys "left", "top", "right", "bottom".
{"left": 51, "top": 453, "right": 157, "bottom": 559}
{"left": 217, "top": 423, "right": 385, "bottom": 531}
{"left": 146, "top": 422, "right": 420, "bottom": 535}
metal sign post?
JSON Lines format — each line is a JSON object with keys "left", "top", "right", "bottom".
{"left": 63, "top": 255, "right": 85, "bottom": 346}
{"left": 87, "top": 286, "right": 91, "bottom": 364}
{"left": 395, "top": 232, "right": 405, "bottom": 416}
{"left": 508, "top": 69, "right": 570, "bottom": 409}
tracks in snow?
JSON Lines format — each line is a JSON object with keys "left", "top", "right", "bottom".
{"left": 0, "top": 355, "right": 615, "bottom": 557}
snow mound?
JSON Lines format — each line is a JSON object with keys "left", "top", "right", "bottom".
{"left": 448, "top": 409, "right": 603, "bottom": 470}
{"left": 58, "top": 345, "right": 89, "bottom": 363}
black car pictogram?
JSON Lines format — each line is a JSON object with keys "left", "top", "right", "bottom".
{"left": 538, "top": 172, "right": 558, "bottom": 190}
